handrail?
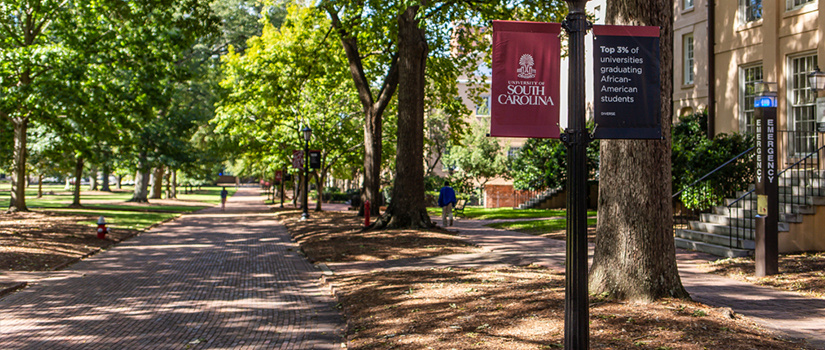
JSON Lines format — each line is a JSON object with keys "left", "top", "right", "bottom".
{"left": 778, "top": 144, "right": 825, "bottom": 177}
{"left": 725, "top": 188, "right": 755, "bottom": 249}
{"left": 672, "top": 146, "right": 755, "bottom": 198}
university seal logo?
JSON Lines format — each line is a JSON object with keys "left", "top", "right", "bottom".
{"left": 517, "top": 54, "right": 536, "bottom": 79}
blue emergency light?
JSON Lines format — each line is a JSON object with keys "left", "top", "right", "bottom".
{"left": 755, "top": 96, "right": 777, "bottom": 108}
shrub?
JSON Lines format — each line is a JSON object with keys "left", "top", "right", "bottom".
{"left": 672, "top": 111, "right": 754, "bottom": 210}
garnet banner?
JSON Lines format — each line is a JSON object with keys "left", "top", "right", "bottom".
{"left": 490, "top": 20, "right": 561, "bottom": 139}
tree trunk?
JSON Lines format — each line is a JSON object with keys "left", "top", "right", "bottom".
{"left": 8, "top": 117, "right": 29, "bottom": 212}
{"left": 129, "top": 151, "right": 150, "bottom": 202}
{"left": 37, "top": 174, "right": 43, "bottom": 198}
{"left": 169, "top": 170, "right": 177, "bottom": 199}
{"left": 116, "top": 175, "right": 123, "bottom": 190}
{"left": 373, "top": 5, "right": 432, "bottom": 229}
{"left": 149, "top": 166, "right": 164, "bottom": 199}
{"left": 326, "top": 8, "right": 399, "bottom": 218}
{"left": 89, "top": 165, "right": 98, "bottom": 191}
{"left": 101, "top": 163, "right": 111, "bottom": 192}
{"left": 70, "top": 157, "right": 84, "bottom": 208}
{"left": 588, "top": 0, "right": 688, "bottom": 302}
{"left": 314, "top": 171, "right": 324, "bottom": 212}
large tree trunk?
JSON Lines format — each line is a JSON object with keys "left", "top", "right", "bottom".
{"left": 314, "top": 171, "right": 324, "bottom": 212}
{"left": 101, "top": 163, "right": 111, "bottom": 192}
{"left": 326, "top": 7, "right": 399, "bottom": 218}
{"left": 588, "top": 0, "right": 688, "bottom": 302}
{"left": 8, "top": 117, "right": 29, "bottom": 212}
{"left": 89, "top": 165, "right": 98, "bottom": 191}
{"left": 37, "top": 174, "right": 43, "bottom": 198}
{"left": 168, "top": 170, "right": 177, "bottom": 199}
{"left": 70, "top": 157, "right": 84, "bottom": 208}
{"left": 129, "top": 151, "right": 150, "bottom": 202}
{"left": 373, "top": 5, "right": 432, "bottom": 229}
{"left": 149, "top": 166, "right": 164, "bottom": 199}
{"left": 361, "top": 110, "right": 383, "bottom": 217}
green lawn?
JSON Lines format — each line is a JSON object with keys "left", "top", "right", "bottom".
{"left": 427, "top": 206, "right": 596, "bottom": 220}
{"left": 1, "top": 183, "right": 236, "bottom": 230}
{"left": 487, "top": 217, "right": 597, "bottom": 235}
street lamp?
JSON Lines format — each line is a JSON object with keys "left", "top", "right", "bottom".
{"left": 301, "top": 126, "right": 312, "bottom": 220}
{"left": 808, "top": 67, "right": 825, "bottom": 92}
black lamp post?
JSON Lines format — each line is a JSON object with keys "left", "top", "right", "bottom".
{"left": 563, "top": 1, "right": 590, "bottom": 349}
{"left": 301, "top": 126, "right": 312, "bottom": 220}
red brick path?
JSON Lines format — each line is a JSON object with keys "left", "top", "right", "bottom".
{"left": 0, "top": 188, "right": 342, "bottom": 349}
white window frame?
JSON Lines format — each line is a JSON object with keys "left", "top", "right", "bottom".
{"left": 739, "top": 64, "right": 763, "bottom": 135}
{"left": 683, "top": 0, "right": 694, "bottom": 11}
{"left": 683, "top": 34, "right": 694, "bottom": 85}
{"left": 787, "top": 53, "right": 818, "bottom": 157}
{"left": 740, "top": 0, "right": 763, "bottom": 25}
{"left": 786, "top": 0, "right": 814, "bottom": 11}
{"left": 476, "top": 96, "right": 491, "bottom": 116}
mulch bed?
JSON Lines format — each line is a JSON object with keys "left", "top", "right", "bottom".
{"left": 280, "top": 212, "right": 813, "bottom": 349}
{"left": 281, "top": 211, "right": 481, "bottom": 263}
{"left": 0, "top": 211, "right": 138, "bottom": 271}
{"left": 331, "top": 266, "right": 810, "bottom": 349}
{"left": 704, "top": 253, "right": 825, "bottom": 298}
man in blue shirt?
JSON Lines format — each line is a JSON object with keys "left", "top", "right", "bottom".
{"left": 438, "top": 181, "right": 457, "bottom": 227}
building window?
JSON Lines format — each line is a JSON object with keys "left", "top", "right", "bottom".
{"left": 740, "top": 0, "right": 762, "bottom": 24}
{"left": 788, "top": 54, "right": 818, "bottom": 157}
{"left": 683, "top": 34, "right": 694, "bottom": 85}
{"left": 786, "top": 0, "right": 814, "bottom": 10}
{"left": 683, "top": 0, "right": 694, "bottom": 10}
{"left": 476, "top": 96, "right": 490, "bottom": 116}
{"left": 507, "top": 147, "right": 520, "bottom": 159}
{"left": 740, "top": 65, "right": 763, "bottom": 135}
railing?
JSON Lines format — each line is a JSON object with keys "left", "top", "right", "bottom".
{"left": 725, "top": 189, "right": 755, "bottom": 249}
{"left": 672, "top": 147, "right": 755, "bottom": 231}
{"left": 723, "top": 131, "right": 824, "bottom": 249}
{"left": 512, "top": 187, "right": 548, "bottom": 209}
{"left": 777, "top": 144, "right": 825, "bottom": 207}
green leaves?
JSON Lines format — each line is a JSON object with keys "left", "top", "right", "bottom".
{"left": 672, "top": 112, "right": 754, "bottom": 210}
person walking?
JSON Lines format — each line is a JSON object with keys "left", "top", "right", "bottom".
{"left": 220, "top": 187, "right": 229, "bottom": 211}
{"left": 438, "top": 181, "right": 457, "bottom": 227}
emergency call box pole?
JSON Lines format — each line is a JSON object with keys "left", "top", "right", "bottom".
{"left": 754, "top": 89, "right": 779, "bottom": 277}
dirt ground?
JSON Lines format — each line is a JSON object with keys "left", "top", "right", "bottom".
{"left": 0, "top": 211, "right": 138, "bottom": 272}
{"left": 282, "top": 211, "right": 481, "bottom": 263}
{"left": 282, "top": 211, "right": 813, "bottom": 349}
{"left": 331, "top": 267, "right": 810, "bottom": 349}
{"left": 703, "top": 253, "right": 825, "bottom": 299}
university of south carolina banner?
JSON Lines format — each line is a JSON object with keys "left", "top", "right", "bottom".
{"left": 490, "top": 20, "right": 561, "bottom": 139}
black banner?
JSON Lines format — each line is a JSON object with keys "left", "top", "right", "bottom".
{"left": 309, "top": 150, "right": 321, "bottom": 169}
{"left": 592, "top": 25, "right": 661, "bottom": 139}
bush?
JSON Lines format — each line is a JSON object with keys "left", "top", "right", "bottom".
{"left": 672, "top": 112, "right": 754, "bottom": 210}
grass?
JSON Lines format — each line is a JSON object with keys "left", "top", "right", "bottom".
{"left": 488, "top": 217, "right": 597, "bottom": 234}
{"left": 42, "top": 208, "right": 181, "bottom": 231}
{"left": 427, "top": 206, "right": 596, "bottom": 220}
{"left": 0, "top": 182, "right": 235, "bottom": 230}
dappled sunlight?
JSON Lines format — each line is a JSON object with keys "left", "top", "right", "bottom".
{"left": 0, "top": 188, "right": 342, "bottom": 349}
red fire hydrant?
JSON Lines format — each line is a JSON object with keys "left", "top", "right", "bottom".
{"left": 364, "top": 200, "right": 370, "bottom": 227}
{"left": 97, "top": 216, "right": 108, "bottom": 239}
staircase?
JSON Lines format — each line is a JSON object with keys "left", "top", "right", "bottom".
{"left": 675, "top": 168, "right": 825, "bottom": 258}
{"left": 516, "top": 187, "right": 564, "bottom": 209}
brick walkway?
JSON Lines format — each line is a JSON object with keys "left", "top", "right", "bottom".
{"left": 329, "top": 217, "right": 825, "bottom": 349}
{"left": 0, "top": 188, "right": 342, "bottom": 350}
